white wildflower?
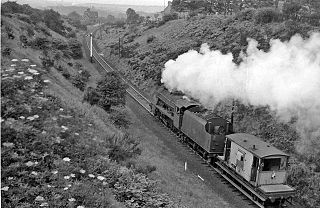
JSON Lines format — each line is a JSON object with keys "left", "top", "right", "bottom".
{"left": 62, "top": 157, "right": 70, "bottom": 162}
{"left": 88, "top": 174, "right": 95, "bottom": 178}
{"left": 8, "top": 177, "right": 13, "bottom": 180}
{"left": 40, "top": 202, "right": 49, "bottom": 207}
{"left": 24, "top": 76, "right": 33, "bottom": 80}
{"left": 35, "top": 196, "right": 45, "bottom": 201}
{"left": 97, "top": 176, "right": 105, "bottom": 181}
{"left": 11, "top": 59, "right": 18, "bottom": 62}
{"left": 2, "top": 142, "right": 14, "bottom": 148}
{"left": 70, "top": 174, "right": 75, "bottom": 178}
{"left": 52, "top": 170, "right": 58, "bottom": 174}
{"left": 59, "top": 108, "right": 64, "bottom": 111}
{"left": 18, "top": 72, "right": 24, "bottom": 75}
{"left": 30, "top": 64, "right": 37, "bottom": 67}
{"left": 10, "top": 64, "right": 17, "bottom": 67}
{"left": 27, "top": 116, "right": 35, "bottom": 121}
{"left": 21, "top": 59, "right": 29, "bottom": 62}
{"left": 1, "top": 186, "right": 9, "bottom": 191}
{"left": 25, "top": 161, "right": 34, "bottom": 167}
{"left": 43, "top": 80, "right": 50, "bottom": 83}
{"left": 68, "top": 198, "right": 76, "bottom": 202}
{"left": 61, "top": 126, "right": 68, "bottom": 131}
{"left": 33, "top": 115, "right": 39, "bottom": 119}
{"left": 47, "top": 185, "right": 52, "bottom": 188}
{"left": 64, "top": 176, "right": 70, "bottom": 180}
{"left": 35, "top": 161, "right": 39, "bottom": 165}
{"left": 63, "top": 187, "right": 69, "bottom": 190}
{"left": 79, "top": 169, "right": 86, "bottom": 174}
{"left": 19, "top": 116, "right": 25, "bottom": 119}
{"left": 31, "top": 171, "right": 38, "bottom": 176}
{"left": 74, "top": 133, "right": 79, "bottom": 136}
{"left": 88, "top": 123, "right": 92, "bottom": 126}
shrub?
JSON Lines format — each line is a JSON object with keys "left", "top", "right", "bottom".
{"left": 95, "top": 72, "right": 127, "bottom": 111}
{"left": 163, "top": 13, "right": 178, "bottom": 22}
{"left": 110, "top": 108, "right": 131, "bottom": 129}
{"left": 26, "top": 26, "right": 35, "bottom": 37}
{"left": 2, "top": 47, "right": 11, "bottom": 56}
{"left": 71, "top": 75, "right": 86, "bottom": 91}
{"left": 17, "top": 14, "right": 31, "bottom": 24}
{"left": 29, "top": 36, "right": 50, "bottom": 50}
{"left": 83, "top": 87, "right": 100, "bottom": 105}
{"left": 43, "top": 9, "right": 65, "bottom": 35}
{"left": 254, "top": 8, "right": 280, "bottom": 24}
{"left": 146, "top": 35, "right": 155, "bottom": 43}
{"left": 107, "top": 133, "right": 141, "bottom": 162}
{"left": 68, "top": 39, "right": 83, "bottom": 59}
{"left": 235, "top": 8, "right": 256, "bottom": 21}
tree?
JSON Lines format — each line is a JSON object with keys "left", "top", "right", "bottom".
{"left": 43, "top": 9, "right": 65, "bottom": 35}
{"left": 283, "top": 1, "right": 302, "bottom": 20}
{"left": 67, "top": 11, "right": 81, "bottom": 21}
{"left": 126, "top": 8, "right": 140, "bottom": 24}
{"left": 95, "top": 72, "right": 127, "bottom": 111}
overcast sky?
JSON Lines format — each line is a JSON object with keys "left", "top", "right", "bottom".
{"left": 57, "top": 0, "right": 171, "bottom": 6}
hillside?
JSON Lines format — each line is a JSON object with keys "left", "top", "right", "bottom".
{"left": 95, "top": 8, "right": 320, "bottom": 208}
{"left": 1, "top": 2, "right": 171, "bottom": 208}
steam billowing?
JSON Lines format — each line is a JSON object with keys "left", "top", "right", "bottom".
{"left": 161, "top": 33, "right": 320, "bottom": 154}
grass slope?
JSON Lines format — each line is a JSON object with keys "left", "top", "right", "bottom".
{"left": 1, "top": 7, "right": 172, "bottom": 208}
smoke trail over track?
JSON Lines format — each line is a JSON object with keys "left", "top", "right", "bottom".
{"left": 161, "top": 33, "right": 320, "bottom": 154}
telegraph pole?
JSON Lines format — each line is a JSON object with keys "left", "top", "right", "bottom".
{"left": 90, "top": 33, "right": 93, "bottom": 62}
{"left": 118, "top": 37, "right": 121, "bottom": 59}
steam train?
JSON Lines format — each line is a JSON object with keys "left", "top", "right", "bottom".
{"left": 150, "top": 87, "right": 295, "bottom": 207}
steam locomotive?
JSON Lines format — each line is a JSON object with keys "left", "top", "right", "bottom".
{"left": 150, "top": 87, "right": 295, "bottom": 207}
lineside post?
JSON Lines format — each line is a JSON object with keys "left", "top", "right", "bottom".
{"left": 90, "top": 33, "right": 93, "bottom": 63}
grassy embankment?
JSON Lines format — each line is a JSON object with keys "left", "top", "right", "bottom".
{"left": 1, "top": 3, "right": 171, "bottom": 207}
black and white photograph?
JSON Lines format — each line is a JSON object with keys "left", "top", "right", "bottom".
{"left": 1, "top": 0, "right": 320, "bottom": 207}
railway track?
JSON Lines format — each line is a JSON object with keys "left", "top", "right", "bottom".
{"left": 83, "top": 29, "right": 301, "bottom": 208}
{"left": 84, "top": 32, "right": 152, "bottom": 114}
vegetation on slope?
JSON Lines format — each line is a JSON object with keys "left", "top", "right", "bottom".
{"left": 1, "top": 2, "right": 172, "bottom": 208}
{"left": 95, "top": 7, "right": 320, "bottom": 208}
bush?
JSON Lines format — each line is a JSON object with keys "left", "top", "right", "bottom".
{"left": 95, "top": 72, "right": 127, "bottom": 110}
{"left": 29, "top": 36, "right": 50, "bottom": 50}
{"left": 254, "top": 8, "right": 280, "bottom": 24}
{"left": 110, "top": 108, "right": 131, "bottom": 129}
{"left": 107, "top": 133, "right": 141, "bottom": 162}
{"left": 235, "top": 8, "right": 256, "bottom": 21}
{"left": 2, "top": 47, "right": 11, "bottom": 56}
{"left": 163, "top": 13, "right": 178, "bottom": 22}
{"left": 146, "top": 35, "right": 155, "bottom": 43}
{"left": 83, "top": 87, "right": 100, "bottom": 105}
{"left": 71, "top": 75, "right": 86, "bottom": 91}
{"left": 68, "top": 39, "right": 83, "bottom": 59}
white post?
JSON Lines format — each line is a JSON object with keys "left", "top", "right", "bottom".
{"left": 90, "top": 33, "right": 93, "bottom": 62}
{"left": 184, "top": 162, "right": 187, "bottom": 171}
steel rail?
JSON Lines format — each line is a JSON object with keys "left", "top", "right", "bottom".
{"left": 84, "top": 32, "right": 152, "bottom": 114}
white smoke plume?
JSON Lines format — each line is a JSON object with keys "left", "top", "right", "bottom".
{"left": 161, "top": 33, "right": 320, "bottom": 154}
